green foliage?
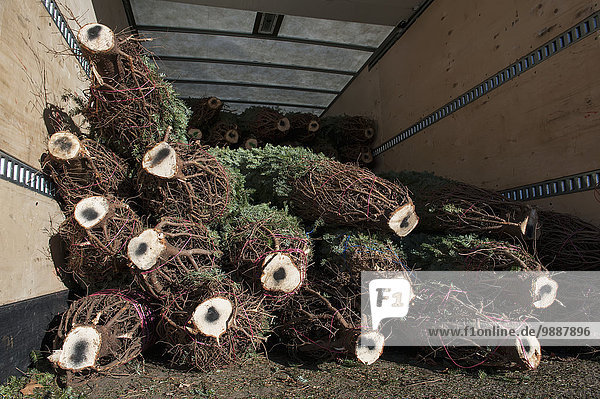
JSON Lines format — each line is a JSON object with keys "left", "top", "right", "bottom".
{"left": 402, "top": 233, "right": 536, "bottom": 271}
{"left": 0, "top": 370, "right": 85, "bottom": 399}
{"left": 209, "top": 145, "right": 327, "bottom": 206}
{"left": 317, "top": 230, "right": 407, "bottom": 272}
{"left": 184, "top": 267, "right": 228, "bottom": 288}
{"left": 403, "top": 233, "right": 482, "bottom": 270}
{"left": 204, "top": 147, "right": 251, "bottom": 220}
{"left": 222, "top": 203, "right": 306, "bottom": 240}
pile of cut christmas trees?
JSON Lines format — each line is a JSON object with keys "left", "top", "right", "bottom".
{"left": 41, "top": 23, "right": 600, "bottom": 378}
{"left": 184, "top": 98, "right": 376, "bottom": 167}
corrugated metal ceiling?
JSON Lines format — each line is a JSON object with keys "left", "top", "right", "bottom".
{"left": 124, "top": 0, "right": 428, "bottom": 114}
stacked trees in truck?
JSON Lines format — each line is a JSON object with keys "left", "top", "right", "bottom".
{"left": 46, "top": 19, "right": 597, "bottom": 377}
{"left": 320, "top": 115, "right": 376, "bottom": 166}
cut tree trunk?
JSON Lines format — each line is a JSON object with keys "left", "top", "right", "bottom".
{"left": 156, "top": 277, "right": 270, "bottom": 371}
{"left": 381, "top": 171, "right": 540, "bottom": 241}
{"left": 291, "top": 159, "right": 419, "bottom": 237}
{"left": 58, "top": 196, "right": 143, "bottom": 291}
{"left": 128, "top": 217, "right": 221, "bottom": 298}
{"left": 225, "top": 205, "right": 311, "bottom": 296}
{"left": 42, "top": 132, "right": 131, "bottom": 210}
{"left": 77, "top": 24, "right": 190, "bottom": 161}
{"left": 138, "top": 141, "right": 241, "bottom": 224}
{"left": 49, "top": 290, "right": 155, "bottom": 373}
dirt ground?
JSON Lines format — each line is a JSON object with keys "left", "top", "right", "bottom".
{"left": 67, "top": 349, "right": 600, "bottom": 399}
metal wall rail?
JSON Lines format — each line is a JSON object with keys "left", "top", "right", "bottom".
{"left": 500, "top": 169, "right": 600, "bottom": 201}
{"left": 0, "top": 150, "right": 53, "bottom": 198}
{"left": 373, "top": 11, "right": 600, "bottom": 156}
{"left": 41, "top": 0, "right": 90, "bottom": 76}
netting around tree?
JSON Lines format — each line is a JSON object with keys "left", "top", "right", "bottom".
{"left": 43, "top": 132, "right": 132, "bottom": 210}
{"left": 57, "top": 196, "right": 143, "bottom": 292}
{"left": 74, "top": 24, "right": 191, "bottom": 162}
{"left": 222, "top": 204, "right": 311, "bottom": 296}
{"left": 380, "top": 170, "right": 539, "bottom": 240}
{"left": 128, "top": 217, "right": 222, "bottom": 299}
{"left": 138, "top": 141, "right": 247, "bottom": 225}
{"left": 50, "top": 289, "right": 156, "bottom": 373}
{"left": 156, "top": 275, "right": 271, "bottom": 371}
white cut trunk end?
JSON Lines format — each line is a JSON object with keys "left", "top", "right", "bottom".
{"left": 278, "top": 118, "right": 291, "bottom": 132}
{"left": 261, "top": 253, "right": 303, "bottom": 293}
{"left": 308, "top": 120, "right": 320, "bottom": 132}
{"left": 515, "top": 336, "right": 541, "bottom": 369}
{"left": 142, "top": 142, "right": 179, "bottom": 179}
{"left": 356, "top": 330, "right": 385, "bottom": 365}
{"left": 532, "top": 275, "right": 558, "bottom": 309}
{"left": 245, "top": 138, "right": 258, "bottom": 149}
{"left": 77, "top": 23, "right": 115, "bottom": 54}
{"left": 520, "top": 208, "right": 539, "bottom": 240}
{"left": 74, "top": 196, "right": 110, "bottom": 229}
{"left": 49, "top": 326, "right": 102, "bottom": 371}
{"left": 388, "top": 202, "right": 419, "bottom": 237}
{"left": 208, "top": 97, "right": 222, "bottom": 109}
{"left": 225, "top": 129, "right": 239, "bottom": 144}
{"left": 48, "top": 132, "right": 81, "bottom": 160}
{"left": 127, "top": 229, "right": 166, "bottom": 270}
{"left": 191, "top": 297, "right": 233, "bottom": 339}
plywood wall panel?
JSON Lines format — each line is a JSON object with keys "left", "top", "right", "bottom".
{"left": 0, "top": 0, "right": 96, "bottom": 304}
{"left": 377, "top": 34, "right": 600, "bottom": 190}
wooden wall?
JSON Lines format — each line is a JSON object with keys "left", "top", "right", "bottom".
{"left": 326, "top": 0, "right": 600, "bottom": 225}
{"left": 0, "top": 0, "right": 96, "bottom": 305}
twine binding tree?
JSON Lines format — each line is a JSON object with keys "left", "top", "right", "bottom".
{"left": 42, "top": 131, "right": 131, "bottom": 210}
{"left": 49, "top": 289, "right": 156, "bottom": 373}
{"left": 127, "top": 217, "right": 222, "bottom": 298}
{"left": 58, "top": 196, "right": 143, "bottom": 291}
{"left": 75, "top": 23, "right": 190, "bottom": 161}
{"left": 223, "top": 204, "right": 311, "bottom": 295}
{"left": 138, "top": 141, "right": 245, "bottom": 225}
{"left": 156, "top": 275, "right": 271, "bottom": 370}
